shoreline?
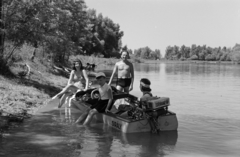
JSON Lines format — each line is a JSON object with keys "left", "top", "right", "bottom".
{"left": 139, "top": 59, "right": 238, "bottom": 65}
{"left": 0, "top": 57, "right": 239, "bottom": 134}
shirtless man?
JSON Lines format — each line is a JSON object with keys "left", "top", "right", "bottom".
{"left": 108, "top": 50, "right": 134, "bottom": 93}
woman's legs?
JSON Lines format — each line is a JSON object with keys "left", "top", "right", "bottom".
{"left": 52, "top": 84, "right": 78, "bottom": 99}
{"left": 58, "top": 93, "right": 72, "bottom": 108}
{"left": 69, "top": 96, "right": 85, "bottom": 110}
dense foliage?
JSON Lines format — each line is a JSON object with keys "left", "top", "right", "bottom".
{"left": 164, "top": 44, "right": 240, "bottom": 62}
{"left": 0, "top": 0, "right": 239, "bottom": 73}
{"left": 0, "top": 0, "right": 124, "bottom": 65}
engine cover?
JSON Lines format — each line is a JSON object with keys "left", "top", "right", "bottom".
{"left": 144, "top": 97, "right": 170, "bottom": 110}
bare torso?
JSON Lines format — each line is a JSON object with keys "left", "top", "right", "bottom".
{"left": 116, "top": 60, "right": 132, "bottom": 78}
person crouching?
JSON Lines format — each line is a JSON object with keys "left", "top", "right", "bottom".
{"left": 75, "top": 72, "right": 113, "bottom": 125}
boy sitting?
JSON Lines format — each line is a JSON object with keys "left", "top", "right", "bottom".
{"left": 75, "top": 72, "right": 113, "bottom": 125}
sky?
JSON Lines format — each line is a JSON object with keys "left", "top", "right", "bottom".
{"left": 85, "top": 0, "right": 240, "bottom": 55}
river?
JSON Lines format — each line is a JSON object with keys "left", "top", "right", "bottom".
{"left": 1, "top": 62, "right": 240, "bottom": 157}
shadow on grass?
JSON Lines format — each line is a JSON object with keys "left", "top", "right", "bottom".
{"left": 18, "top": 78, "right": 61, "bottom": 97}
{"left": 0, "top": 60, "right": 16, "bottom": 78}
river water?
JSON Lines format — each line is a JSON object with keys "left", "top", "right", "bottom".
{"left": 1, "top": 62, "right": 240, "bottom": 157}
{"left": 130, "top": 62, "right": 240, "bottom": 157}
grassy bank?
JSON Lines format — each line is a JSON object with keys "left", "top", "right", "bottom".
{"left": 0, "top": 62, "right": 68, "bottom": 133}
{"left": 0, "top": 44, "right": 120, "bottom": 132}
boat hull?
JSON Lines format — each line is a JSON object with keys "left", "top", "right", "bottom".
{"left": 102, "top": 111, "right": 178, "bottom": 133}
{"left": 68, "top": 93, "right": 178, "bottom": 133}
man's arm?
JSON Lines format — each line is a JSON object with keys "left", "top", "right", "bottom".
{"left": 108, "top": 63, "right": 118, "bottom": 85}
{"left": 129, "top": 62, "right": 134, "bottom": 91}
{"left": 105, "top": 88, "right": 113, "bottom": 112}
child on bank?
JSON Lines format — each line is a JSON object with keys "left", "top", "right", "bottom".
{"left": 75, "top": 72, "right": 113, "bottom": 125}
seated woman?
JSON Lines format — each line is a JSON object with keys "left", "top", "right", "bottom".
{"left": 51, "top": 59, "right": 89, "bottom": 108}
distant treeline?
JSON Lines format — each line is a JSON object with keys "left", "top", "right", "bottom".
{"left": 0, "top": 0, "right": 125, "bottom": 65}
{"left": 164, "top": 44, "right": 240, "bottom": 62}
{"left": 133, "top": 47, "right": 161, "bottom": 60}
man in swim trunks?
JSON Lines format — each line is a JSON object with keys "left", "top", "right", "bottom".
{"left": 108, "top": 50, "right": 134, "bottom": 93}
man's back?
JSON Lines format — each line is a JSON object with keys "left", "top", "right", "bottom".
{"left": 140, "top": 92, "right": 153, "bottom": 103}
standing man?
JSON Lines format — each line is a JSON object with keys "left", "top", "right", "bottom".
{"left": 108, "top": 50, "right": 134, "bottom": 93}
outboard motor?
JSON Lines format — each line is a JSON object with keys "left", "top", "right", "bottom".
{"left": 141, "top": 97, "right": 170, "bottom": 133}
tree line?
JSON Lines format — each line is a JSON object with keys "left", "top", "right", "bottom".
{"left": 164, "top": 44, "right": 240, "bottom": 62}
{"left": 134, "top": 47, "right": 161, "bottom": 60}
{"left": 0, "top": 0, "right": 124, "bottom": 66}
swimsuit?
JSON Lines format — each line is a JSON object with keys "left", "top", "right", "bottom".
{"left": 72, "top": 71, "right": 86, "bottom": 89}
{"left": 117, "top": 78, "right": 132, "bottom": 88}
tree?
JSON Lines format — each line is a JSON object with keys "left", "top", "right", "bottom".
{"left": 1, "top": 0, "right": 124, "bottom": 65}
{"left": 154, "top": 49, "right": 161, "bottom": 59}
{"left": 0, "top": 0, "right": 4, "bottom": 55}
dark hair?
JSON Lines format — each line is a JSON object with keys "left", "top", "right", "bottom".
{"left": 72, "top": 59, "right": 84, "bottom": 71}
{"left": 120, "top": 50, "right": 130, "bottom": 59}
{"left": 140, "top": 78, "right": 151, "bottom": 92}
{"left": 140, "top": 78, "right": 151, "bottom": 85}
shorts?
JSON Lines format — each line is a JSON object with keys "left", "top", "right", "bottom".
{"left": 117, "top": 78, "right": 131, "bottom": 88}
{"left": 90, "top": 99, "right": 109, "bottom": 113}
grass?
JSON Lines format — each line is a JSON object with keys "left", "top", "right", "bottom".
{"left": 0, "top": 44, "right": 70, "bottom": 131}
{"left": 0, "top": 76, "right": 49, "bottom": 115}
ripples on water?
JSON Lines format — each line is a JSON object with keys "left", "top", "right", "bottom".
{"left": 49, "top": 62, "right": 239, "bottom": 157}
{"left": 131, "top": 62, "right": 240, "bottom": 157}
{"left": 3, "top": 62, "right": 239, "bottom": 157}
{"left": 59, "top": 62, "right": 240, "bottom": 157}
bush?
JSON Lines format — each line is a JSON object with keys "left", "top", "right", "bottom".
{"left": 190, "top": 55, "right": 198, "bottom": 60}
{"left": 231, "top": 51, "right": 240, "bottom": 62}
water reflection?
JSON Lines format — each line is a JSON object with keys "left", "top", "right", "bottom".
{"left": 58, "top": 107, "right": 79, "bottom": 124}
{"left": 56, "top": 105, "right": 178, "bottom": 157}
{"left": 30, "top": 62, "right": 240, "bottom": 157}
{"left": 112, "top": 131, "right": 178, "bottom": 157}
{"left": 134, "top": 63, "right": 160, "bottom": 73}
{"left": 134, "top": 62, "right": 240, "bottom": 78}
{"left": 163, "top": 62, "right": 240, "bottom": 77}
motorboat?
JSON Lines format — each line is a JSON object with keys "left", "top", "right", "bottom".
{"left": 69, "top": 86, "right": 178, "bottom": 133}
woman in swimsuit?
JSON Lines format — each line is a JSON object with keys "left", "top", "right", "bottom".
{"left": 52, "top": 59, "right": 89, "bottom": 108}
